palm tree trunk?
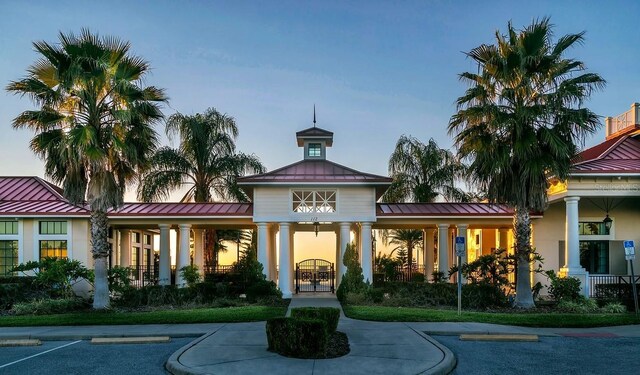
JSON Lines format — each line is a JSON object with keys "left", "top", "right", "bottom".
{"left": 513, "top": 205, "right": 535, "bottom": 309}
{"left": 91, "top": 209, "right": 110, "bottom": 310}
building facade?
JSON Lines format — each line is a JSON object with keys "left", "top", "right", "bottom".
{"left": 1, "top": 105, "right": 639, "bottom": 299}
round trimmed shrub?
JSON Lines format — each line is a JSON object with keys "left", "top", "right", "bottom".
{"left": 290, "top": 307, "right": 340, "bottom": 333}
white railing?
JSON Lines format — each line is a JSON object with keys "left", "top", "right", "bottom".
{"left": 605, "top": 103, "right": 639, "bottom": 138}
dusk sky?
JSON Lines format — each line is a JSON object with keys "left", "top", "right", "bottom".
{"left": 2, "top": 0, "right": 640, "bottom": 202}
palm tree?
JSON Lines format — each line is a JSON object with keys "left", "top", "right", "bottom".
{"left": 382, "top": 136, "right": 467, "bottom": 203}
{"left": 138, "top": 108, "right": 265, "bottom": 266}
{"left": 388, "top": 229, "right": 423, "bottom": 272}
{"left": 7, "top": 30, "right": 167, "bottom": 309}
{"left": 449, "top": 18, "right": 604, "bottom": 308}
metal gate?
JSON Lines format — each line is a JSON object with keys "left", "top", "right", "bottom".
{"left": 295, "top": 259, "right": 335, "bottom": 293}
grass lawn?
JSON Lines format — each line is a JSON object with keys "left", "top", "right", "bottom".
{"left": 343, "top": 305, "right": 640, "bottom": 328}
{"left": 0, "top": 306, "right": 288, "bottom": 327}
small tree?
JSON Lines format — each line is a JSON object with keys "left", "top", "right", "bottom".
{"left": 336, "top": 243, "right": 366, "bottom": 302}
{"left": 12, "top": 258, "right": 93, "bottom": 298}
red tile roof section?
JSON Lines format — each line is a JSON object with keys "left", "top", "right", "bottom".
{"left": 109, "top": 202, "right": 253, "bottom": 217}
{"left": 572, "top": 135, "right": 640, "bottom": 174}
{"left": 238, "top": 160, "right": 393, "bottom": 183}
{"left": 377, "top": 203, "right": 542, "bottom": 217}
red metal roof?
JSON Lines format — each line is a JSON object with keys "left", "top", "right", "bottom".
{"left": 377, "top": 203, "right": 535, "bottom": 217}
{"left": 109, "top": 202, "right": 253, "bottom": 217}
{"left": 0, "top": 177, "right": 65, "bottom": 201}
{"left": 0, "top": 200, "right": 89, "bottom": 216}
{"left": 572, "top": 135, "right": 640, "bottom": 174}
{"left": 238, "top": 160, "right": 393, "bottom": 184}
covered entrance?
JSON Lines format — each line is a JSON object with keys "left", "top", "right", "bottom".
{"left": 295, "top": 258, "right": 335, "bottom": 293}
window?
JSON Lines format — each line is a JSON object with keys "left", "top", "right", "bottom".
{"left": 579, "top": 221, "right": 610, "bottom": 236}
{"left": 0, "top": 240, "right": 18, "bottom": 276}
{"left": 39, "top": 240, "right": 67, "bottom": 259}
{"left": 308, "top": 143, "right": 321, "bottom": 157}
{"left": 580, "top": 241, "right": 609, "bottom": 274}
{"left": 292, "top": 190, "right": 336, "bottom": 213}
{"left": 39, "top": 221, "right": 67, "bottom": 235}
{"left": 144, "top": 234, "right": 151, "bottom": 246}
{"left": 132, "top": 232, "right": 141, "bottom": 244}
{"left": 0, "top": 221, "right": 18, "bottom": 235}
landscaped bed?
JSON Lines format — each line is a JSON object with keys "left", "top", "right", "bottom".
{"left": 0, "top": 305, "right": 288, "bottom": 327}
{"left": 343, "top": 305, "right": 640, "bottom": 328}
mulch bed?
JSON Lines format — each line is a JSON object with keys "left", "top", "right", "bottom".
{"left": 323, "top": 331, "right": 350, "bottom": 359}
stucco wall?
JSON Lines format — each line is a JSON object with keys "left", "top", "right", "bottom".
{"left": 252, "top": 186, "right": 377, "bottom": 223}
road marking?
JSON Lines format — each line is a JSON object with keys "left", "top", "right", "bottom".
{"left": 460, "top": 334, "right": 539, "bottom": 342}
{"left": 0, "top": 340, "right": 81, "bottom": 369}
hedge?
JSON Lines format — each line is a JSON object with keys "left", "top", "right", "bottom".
{"left": 290, "top": 307, "right": 340, "bottom": 333}
{"left": 266, "top": 317, "right": 328, "bottom": 358}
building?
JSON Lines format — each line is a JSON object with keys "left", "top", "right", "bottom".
{"left": 1, "top": 105, "right": 639, "bottom": 299}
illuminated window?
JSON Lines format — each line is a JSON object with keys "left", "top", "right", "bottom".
{"left": 308, "top": 143, "right": 321, "bottom": 157}
{"left": 0, "top": 240, "right": 18, "bottom": 276}
{"left": 579, "top": 222, "right": 610, "bottom": 236}
{"left": 292, "top": 190, "right": 336, "bottom": 213}
{"left": 0, "top": 221, "right": 18, "bottom": 235}
{"left": 39, "top": 221, "right": 67, "bottom": 235}
{"left": 39, "top": 240, "right": 67, "bottom": 259}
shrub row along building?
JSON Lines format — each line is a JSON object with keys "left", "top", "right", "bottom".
{"left": 1, "top": 104, "right": 639, "bottom": 298}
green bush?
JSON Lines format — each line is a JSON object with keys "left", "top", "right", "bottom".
{"left": 411, "top": 272, "right": 425, "bottom": 283}
{"left": 0, "top": 277, "right": 46, "bottom": 310}
{"left": 291, "top": 307, "right": 340, "bottom": 333}
{"left": 180, "top": 265, "right": 201, "bottom": 287}
{"left": 246, "top": 280, "right": 281, "bottom": 302}
{"left": 11, "top": 298, "right": 87, "bottom": 315}
{"left": 344, "top": 292, "right": 368, "bottom": 305}
{"left": 546, "top": 270, "right": 581, "bottom": 302}
{"left": 107, "top": 266, "right": 131, "bottom": 294}
{"left": 266, "top": 317, "right": 328, "bottom": 358}
{"left": 336, "top": 243, "right": 366, "bottom": 302}
{"left": 556, "top": 298, "right": 599, "bottom": 313}
{"left": 601, "top": 302, "right": 627, "bottom": 314}
{"left": 12, "top": 258, "right": 93, "bottom": 298}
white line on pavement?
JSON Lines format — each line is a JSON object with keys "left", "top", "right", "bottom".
{"left": 0, "top": 340, "right": 82, "bottom": 369}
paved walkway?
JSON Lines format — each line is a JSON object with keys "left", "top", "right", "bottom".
{"left": 166, "top": 296, "right": 456, "bottom": 375}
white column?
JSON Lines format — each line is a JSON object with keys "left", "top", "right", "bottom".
{"left": 257, "top": 223, "right": 269, "bottom": 279}
{"left": 193, "top": 229, "right": 204, "bottom": 271}
{"left": 438, "top": 224, "right": 449, "bottom": 278}
{"left": 119, "top": 229, "right": 131, "bottom": 267}
{"left": 269, "top": 226, "right": 277, "bottom": 281}
{"left": 278, "top": 223, "right": 292, "bottom": 298}
{"left": 498, "top": 228, "right": 510, "bottom": 253}
{"left": 424, "top": 228, "right": 435, "bottom": 281}
{"left": 360, "top": 222, "right": 373, "bottom": 284}
{"left": 457, "top": 224, "right": 469, "bottom": 284}
{"left": 158, "top": 224, "right": 171, "bottom": 286}
{"left": 561, "top": 196, "right": 589, "bottom": 296}
{"left": 335, "top": 229, "right": 342, "bottom": 286}
{"left": 176, "top": 224, "right": 191, "bottom": 287}
{"left": 339, "top": 222, "right": 351, "bottom": 284}
{"left": 289, "top": 227, "right": 295, "bottom": 292}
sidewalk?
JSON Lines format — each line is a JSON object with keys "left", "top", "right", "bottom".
{"left": 166, "top": 296, "right": 456, "bottom": 375}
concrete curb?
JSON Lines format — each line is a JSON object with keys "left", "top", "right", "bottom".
{"left": 406, "top": 326, "right": 457, "bottom": 375}
{"left": 424, "top": 330, "right": 559, "bottom": 337}
{"left": 0, "top": 339, "right": 42, "bottom": 347}
{"left": 91, "top": 336, "right": 171, "bottom": 345}
{"left": 459, "top": 334, "right": 539, "bottom": 342}
{"left": 165, "top": 327, "right": 225, "bottom": 375}
{"left": 0, "top": 332, "right": 207, "bottom": 341}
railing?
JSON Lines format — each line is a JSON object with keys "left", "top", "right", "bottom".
{"left": 605, "top": 103, "right": 639, "bottom": 138}
{"left": 589, "top": 275, "right": 640, "bottom": 299}
{"left": 129, "top": 265, "right": 158, "bottom": 288}
{"left": 202, "top": 265, "right": 235, "bottom": 275}
{"left": 375, "top": 265, "right": 427, "bottom": 283}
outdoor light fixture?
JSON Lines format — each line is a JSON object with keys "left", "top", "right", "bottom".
{"left": 313, "top": 221, "right": 320, "bottom": 237}
{"left": 603, "top": 214, "right": 613, "bottom": 231}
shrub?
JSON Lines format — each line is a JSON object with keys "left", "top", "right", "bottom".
{"left": 556, "top": 298, "right": 599, "bottom": 313}
{"left": 462, "top": 283, "right": 509, "bottom": 309}
{"left": 546, "top": 270, "right": 581, "bottom": 302}
{"left": 291, "top": 307, "right": 340, "bottom": 333}
{"left": 344, "top": 292, "right": 368, "bottom": 306}
{"left": 411, "top": 272, "right": 425, "bottom": 283}
{"left": 0, "top": 276, "right": 45, "bottom": 310}
{"left": 107, "top": 266, "right": 131, "bottom": 295}
{"left": 601, "top": 302, "right": 626, "bottom": 314}
{"left": 180, "top": 265, "right": 201, "bottom": 287}
{"left": 246, "top": 280, "right": 281, "bottom": 302}
{"left": 431, "top": 271, "right": 447, "bottom": 283}
{"left": 266, "top": 317, "right": 328, "bottom": 358}
{"left": 12, "top": 258, "right": 93, "bottom": 298}
{"left": 11, "top": 298, "right": 87, "bottom": 315}
{"left": 336, "top": 243, "right": 366, "bottom": 302}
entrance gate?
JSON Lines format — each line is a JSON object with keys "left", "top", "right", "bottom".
{"left": 295, "top": 259, "right": 335, "bottom": 293}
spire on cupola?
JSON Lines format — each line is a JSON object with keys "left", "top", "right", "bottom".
{"left": 295, "top": 106, "right": 333, "bottom": 160}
